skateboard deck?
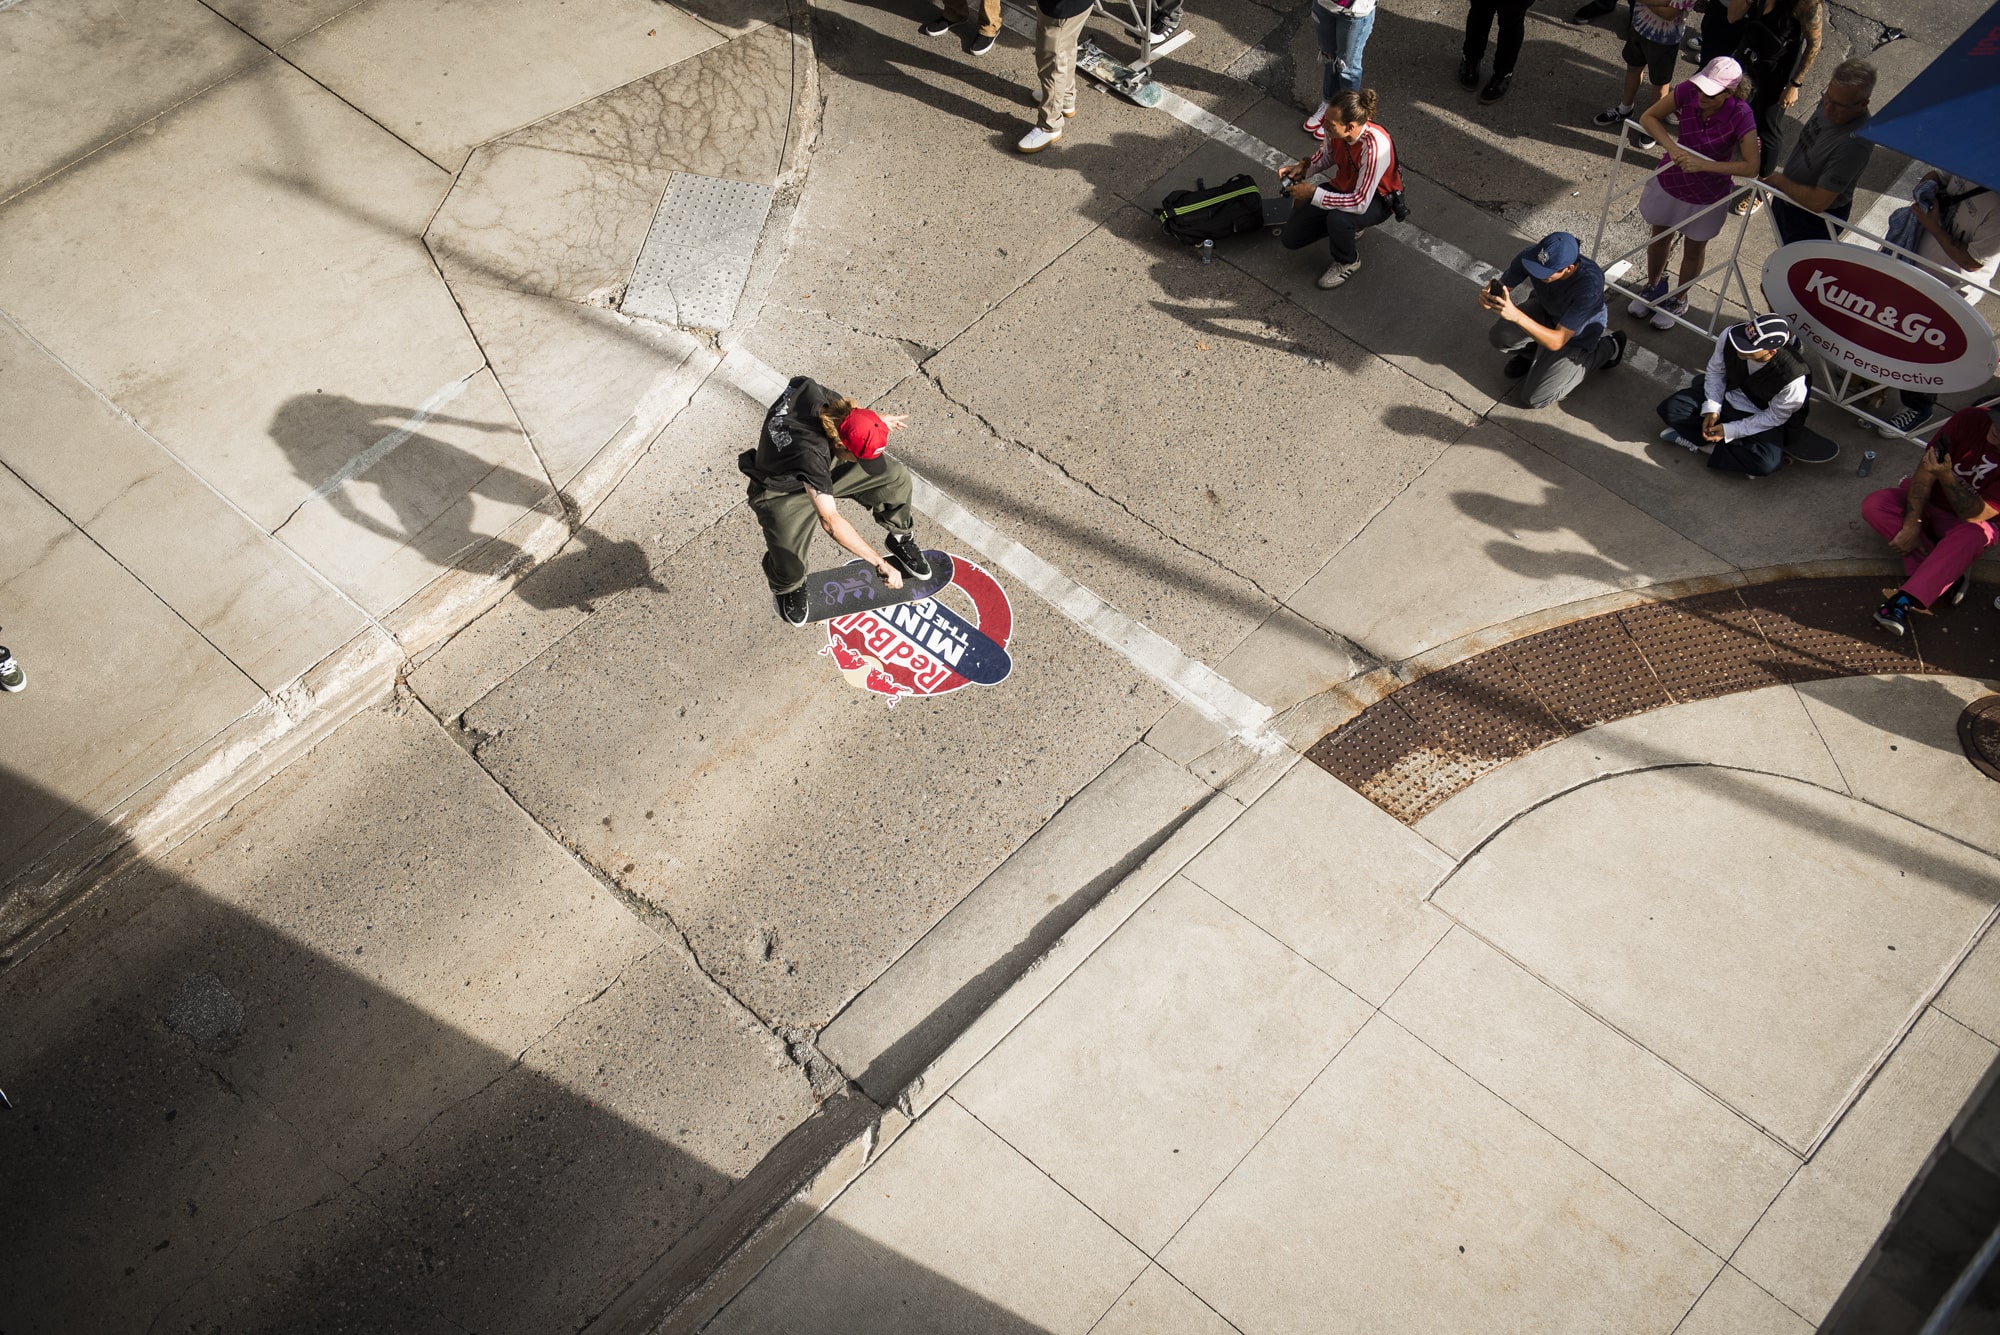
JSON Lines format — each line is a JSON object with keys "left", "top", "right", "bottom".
{"left": 1784, "top": 430, "right": 1839, "bottom": 464}
{"left": 801, "top": 551, "right": 954, "bottom": 624}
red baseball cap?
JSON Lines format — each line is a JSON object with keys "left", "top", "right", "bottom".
{"left": 838, "top": 408, "right": 889, "bottom": 463}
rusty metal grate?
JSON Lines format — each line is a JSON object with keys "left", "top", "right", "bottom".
{"left": 1504, "top": 616, "right": 1670, "bottom": 730}
{"left": 1740, "top": 577, "right": 1926, "bottom": 681}
{"left": 1959, "top": 695, "right": 2000, "bottom": 783}
{"left": 1305, "top": 576, "right": 2000, "bottom": 826}
{"left": 1617, "top": 591, "right": 1778, "bottom": 703}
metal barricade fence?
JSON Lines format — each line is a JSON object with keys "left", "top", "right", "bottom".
{"left": 1588, "top": 123, "right": 1999, "bottom": 439}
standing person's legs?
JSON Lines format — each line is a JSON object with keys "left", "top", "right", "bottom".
{"left": 1751, "top": 96, "right": 1784, "bottom": 178}
{"left": 1493, "top": 0, "right": 1535, "bottom": 75}
{"left": 1313, "top": 3, "right": 1344, "bottom": 107}
{"left": 1034, "top": 9, "right": 1091, "bottom": 133}
{"left": 943, "top": 0, "right": 1002, "bottom": 35}
{"left": 749, "top": 485, "right": 823, "bottom": 594}
{"left": 1324, "top": 8, "right": 1375, "bottom": 94}
{"left": 1699, "top": 4, "right": 1737, "bottom": 58}
{"left": 1463, "top": 0, "right": 1500, "bottom": 66}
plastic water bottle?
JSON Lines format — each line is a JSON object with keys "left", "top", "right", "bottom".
{"left": 1858, "top": 449, "right": 1875, "bottom": 478}
{"left": 1199, "top": 239, "right": 1214, "bottom": 265}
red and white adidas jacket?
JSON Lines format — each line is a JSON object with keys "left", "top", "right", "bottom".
{"left": 1304, "top": 122, "right": 1400, "bottom": 214}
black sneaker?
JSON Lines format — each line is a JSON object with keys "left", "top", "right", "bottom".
{"left": 1600, "top": 329, "right": 1628, "bottom": 370}
{"left": 1872, "top": 591, "right": 1918, "bottom": 637}
{"left": 1479, "top": 72, "right": 1513, "bottom": 104}
{"left": 919, "top": 16, "right": 952, "bottom": 36}
{"left": 884, "top": 533, "right": 933, "bottom": 580}
{"left": 968, "top": 30, "right": 995, "bottom": 54}
{"left": 1458, "top": 57, "right": 1480, "bottom": 90}
{"left": 1503, "top": 352, "right": 1534, "bottom": 380}
{"left": 1149, "top": 16, "right": 1180, "bottom": 41}
{"left": 774, "top": 587, "right": 809, "bottom": 626}
{"left": 1946, "top": 572, "right": 1972, "bottom": 607}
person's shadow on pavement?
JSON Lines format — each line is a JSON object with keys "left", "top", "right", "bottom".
{"left": 269, "top": 392, "right": 549, "bottom": 578}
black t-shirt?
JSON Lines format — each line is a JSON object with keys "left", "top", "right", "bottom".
{"left": 741, "top": 376, "right": 838, "bottom": 494}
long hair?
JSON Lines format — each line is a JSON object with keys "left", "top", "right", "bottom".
{"left": 1326, "top": 88, "right": 1378, "bottom": 127}
{"left": 820, "top": 396, "right": 857, "bottom": 446}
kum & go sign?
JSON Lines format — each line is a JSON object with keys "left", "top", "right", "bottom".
{"left": 1762, "top": 241, "right": 1998, "bottom": 392}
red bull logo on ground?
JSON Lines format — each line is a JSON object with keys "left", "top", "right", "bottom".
{"left": 820, "top": 555, "right": 1014, "bottom": 706}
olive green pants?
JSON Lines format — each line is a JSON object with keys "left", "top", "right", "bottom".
{"left": 748, "top": 454, "right": 915, "bottom": 594}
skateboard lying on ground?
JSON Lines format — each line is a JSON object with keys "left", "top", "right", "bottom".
{"left": 800, "top": 551, "right": 954, "bottom": 624}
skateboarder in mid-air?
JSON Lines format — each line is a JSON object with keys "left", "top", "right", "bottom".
{"left": 741, "top": 376, "right": 933, "bottom": 625}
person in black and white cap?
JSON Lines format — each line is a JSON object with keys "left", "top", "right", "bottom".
{"left": 740, "top": 375, "right": 932, "bottom": 626}
{"left": 1654, "top": 313, "right": 1808, "bottom": 476}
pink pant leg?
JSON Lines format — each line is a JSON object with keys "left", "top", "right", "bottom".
{"left": 1862, "top": 484, "right": 1926, "bottom": 578}
{"left": 1903, "top": 512, "right": 1998, "bottom": 606}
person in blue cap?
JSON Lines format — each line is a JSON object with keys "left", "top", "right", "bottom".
{"left": 1479, "top": 232, "right": 1629, "bottom": 409}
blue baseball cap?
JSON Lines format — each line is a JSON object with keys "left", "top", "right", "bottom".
{"left": 1521, "top": 233, "right": 1581, "bottom": 280}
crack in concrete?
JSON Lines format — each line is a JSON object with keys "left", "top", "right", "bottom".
{"left": 919, "top": 365, "right": 1288, "bottom": 607}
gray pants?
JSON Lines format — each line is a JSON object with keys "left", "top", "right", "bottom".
{"left": 748, "top": 455, "right": 915, "bottom": 594}
{"left": 1489, "top": 300, "right": 1614, "bottom": 409}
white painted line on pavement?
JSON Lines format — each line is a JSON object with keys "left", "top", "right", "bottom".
{"left": 908, "top": 474, "right": 1282, "bottom": 753}
{"left": 304, "top": 371, "right": 478, "bottom": 504}
{"left": 714, "top": 340, "right": 1283, "bottom": 753}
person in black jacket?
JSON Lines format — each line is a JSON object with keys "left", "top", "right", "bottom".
{"left": 1019, "top": 0, "right": 1095, "bottom": 153}
{"left": 1654, "top": 314, "right": 1808, "bottom": 476}
{"left": 740, "top": 376, "right": 932, "bottom": 625}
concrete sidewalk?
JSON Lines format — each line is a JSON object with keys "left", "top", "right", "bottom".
{"left": 6, "top": 0, "right": 2000, "bottom": 1330}
{"left": 714, "top": 674, "right": 2000, "bottom": 1334}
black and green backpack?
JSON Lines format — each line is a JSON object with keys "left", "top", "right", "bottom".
{"left": 1154, "top": 174, "right": 1266, "bottom": 244}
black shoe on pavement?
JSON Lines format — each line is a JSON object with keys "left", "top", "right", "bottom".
{"left": 884, "top": 533, "right": 933, "bottom": 580}
{"left": 968, "top": 30, "right": 996, "bottom": 54}
{"left": 1458, "top": 57, "right": 1480, "bottom": 90}
{"left": 1479, "top": 71, "right": 1513, "bottom": 104}
{"left": 1946, "top": 572, "right": 1973, "bottom": 607}
{"left": 1503, "top": 352, "right": 1534, "bottom": 380}
{"left": 774, "top": 587, "right": 809, "bottom": 626}
{"left": 919, "top": 16, "right": 952, "bottom": 36}
{"left": 1569, "top": 0, "right": 1617, "bottom": 20}
{"left": 1600, "top": 330, "right": 1629, "bottom": 370}
{"left": 1872, "top": 591, "right": 1919, "bottom": 637}
{"left": 1150, "top": 16, "right": 1181, "bottom": 41}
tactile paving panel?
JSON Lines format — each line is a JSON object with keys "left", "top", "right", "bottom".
{"left": 1910, "top": 580, "right": 2000, "bottom": 679}
{"left": 1502, "top": 616, "right": 1671, "bottom": 730}
{"left": 622, "top": 173, "right": 774, "bottom": 330}
{"left": 1308, "top": 577, "right": 2000, "bottom": 825}
{"left": 1739, "top": 577, "right": 1927, "bottom": 681}
{"left": 1616, "top": 590, "right": 1778, "bottom": 703}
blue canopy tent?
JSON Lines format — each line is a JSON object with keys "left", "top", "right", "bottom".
{"left": 1856, "top": 3, "right": 2000, "bottom": 189}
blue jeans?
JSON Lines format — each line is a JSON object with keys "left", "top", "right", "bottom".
{"left": 1313, "top": 3, "right": 1376, "bottom": 102}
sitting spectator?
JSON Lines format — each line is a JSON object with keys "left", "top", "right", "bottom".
{"left": 1656, "top": 313, "right": 1806, "bottom": 476}
{"left": 1592, "top": 0, "right": 1698, "bottom": 138}
{"left": 1480, "top": 232, "right": 1629, "bottom": 408}
{"left": 1759, "top": 58, "right": 1874, "bottom": 243}
{"left": 1628, "top": 58, "right": 1760, "bottom": 331}
{"left": 1862, "top": 404, "right": 2000, "bottom": 636}
{"left": 1278, "top": 89, "right": 1399, "bottom": 289}
{"left": 1878, "top": 172, "right": 2000, "bottom": 436}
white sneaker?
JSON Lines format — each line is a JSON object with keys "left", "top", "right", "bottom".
{"left": 1304, "top": 101, "right": 1329, "bottom": 137}
{"left": 1317, "top": 260, "right": 1361, "bottom": 289}
{"left": 1017, "top": 125, "right": 1062, "bottom": 153}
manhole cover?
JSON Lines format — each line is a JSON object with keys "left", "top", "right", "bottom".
{"left": 1958, "top": 696, "right": 2000, "bottom": 783}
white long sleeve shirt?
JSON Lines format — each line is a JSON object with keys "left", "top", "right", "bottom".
{"left": 1700, "top": 341, "right": 1807, "bottom": 442}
